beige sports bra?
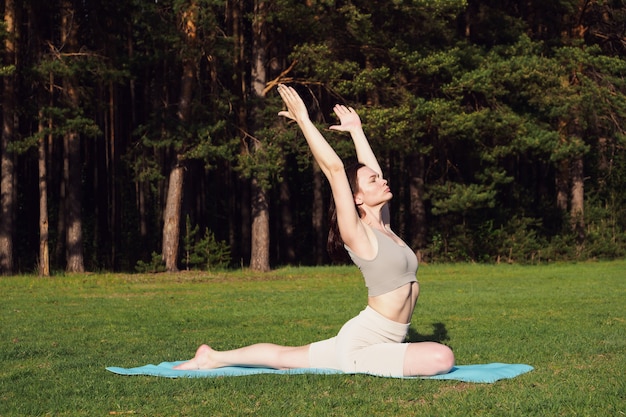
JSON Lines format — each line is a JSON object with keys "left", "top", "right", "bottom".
{"left": 345, "top": 227, "right": 418, "bottom": 297}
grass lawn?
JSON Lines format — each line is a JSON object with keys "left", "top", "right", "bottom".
{"left": 1, "top": 261, "right": 624, "bottom": 416}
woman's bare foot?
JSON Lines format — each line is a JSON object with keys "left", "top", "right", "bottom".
{"left": 173, "top": 344, "right": 222, "bottom": 370}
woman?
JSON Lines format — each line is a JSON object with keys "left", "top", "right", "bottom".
{"left": 174, "top": 84, "right": 454, "bottom": 377}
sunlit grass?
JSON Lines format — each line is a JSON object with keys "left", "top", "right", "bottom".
{"left": 1, "top": 261, "right": 624, "bottom": 416}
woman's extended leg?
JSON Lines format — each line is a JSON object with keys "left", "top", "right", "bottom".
{"left": 402, "top": 342, "right": 455, "bottom": 376}
{"left": 173, "top": 343, "right": 311, "bottom": 371}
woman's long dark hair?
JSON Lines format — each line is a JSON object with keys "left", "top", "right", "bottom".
{"left": 327, "top": 162, "right": 365, "bottom": 262}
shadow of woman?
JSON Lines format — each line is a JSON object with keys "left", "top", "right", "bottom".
{"left": 407, "top": 322, "right": 451, "bottom": 344}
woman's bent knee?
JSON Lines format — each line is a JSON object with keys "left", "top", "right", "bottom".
{"left": 404, "top": 342, "right": 455, "bottom": 376}
{"left": 434, "top": 344, "right": 455, "bottom": 374}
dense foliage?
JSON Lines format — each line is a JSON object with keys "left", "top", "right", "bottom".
{"left": 1, "top": 0, "right": 625, "bottom": 273}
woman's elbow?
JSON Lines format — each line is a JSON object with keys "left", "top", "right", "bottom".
{"left": 325, "top": 161, "right": 345, "bottom": 177}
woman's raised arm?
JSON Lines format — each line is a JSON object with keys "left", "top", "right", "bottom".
{"left": 329, "top": 104, "right": 390, "bottom": 225}
{"left": 277, "top": 85, "right": 364, "bottom": 243}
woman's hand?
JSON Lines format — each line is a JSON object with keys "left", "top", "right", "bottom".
{"left": 329, "top": 104, "right": 362, "bottom": 133}
{"left": 277, "top": 84, "right": 310, "bottom": 123}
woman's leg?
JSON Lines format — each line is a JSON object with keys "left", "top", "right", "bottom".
{"left": 173, "top": 343, "right": 311, "bottom": 370}
{"left": 402, "top": 342, "right": 455, "bottom": 376}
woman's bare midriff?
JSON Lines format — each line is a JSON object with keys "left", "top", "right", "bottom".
{"left": 367, "top": 281, "right": 420, "bottom": 323}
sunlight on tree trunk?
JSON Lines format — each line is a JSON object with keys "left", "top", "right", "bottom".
{"left": 162, "top": 165, "right": 184, "bottom": 272}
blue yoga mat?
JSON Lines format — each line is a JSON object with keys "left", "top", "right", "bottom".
{"left": 106, "top": 361, "right": 533, "bottom": 383}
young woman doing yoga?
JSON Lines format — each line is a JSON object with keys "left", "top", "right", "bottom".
{"left": 174, "top": 84, "right": 455, "bottom": 377}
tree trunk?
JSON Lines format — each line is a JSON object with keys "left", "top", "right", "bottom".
{"left": 250, "top": 178, "right": 270, "bottom": 271}
{"left": 570, "top": 156, "right": 585, "bottom": 243}
{"left": 161, "top": 0, "right": 198, "bottom": 272}
{"left": 34, "top": 4, "right": 50, "bottom": 277}
{"left": 65, "top": 128, "right": 84, "bottom": 273}
{"left": 162, "top": 165, "right": 184, "bottom": 271}
{"left": 555, "top": 119, "right": 570, "bottom": 213}
{"left": 0, "top": 0, "right": 17, "bottom": 275}
{"left": 49, "top": 70, "right": 65, "bottom": 266}
{"left": 563, "top": 0, "right": 587, "bottom": 244}
{"left": 160, "top": 104, "right": 189, "bottom": 273}
{"left": 62, "top": 0, "right": 84, "bottom": 273}
{"left": 55, "top": 92, "right": 66, "bottom": 265}
{"left": 107, "top": 81, "right": 118, "bottom": 268}
{"left": 555, "top": 158, "right": 569, "bottom": 212}
{"left": 38, "top": 112, "right": 50, "bottom": 277}
{"left": 249, "top": 0, "right": 270, "bottom": 271}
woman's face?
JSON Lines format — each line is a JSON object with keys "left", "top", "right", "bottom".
{"left": 354, "top": 166, "right": 392, "bottom": 207}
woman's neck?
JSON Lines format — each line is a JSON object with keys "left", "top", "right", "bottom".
{"left": 361, "top": 207, "right": 385, "bottom": 229}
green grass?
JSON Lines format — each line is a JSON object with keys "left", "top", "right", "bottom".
{"left": 1, "top": 262, "right": 624, "bottom": 416}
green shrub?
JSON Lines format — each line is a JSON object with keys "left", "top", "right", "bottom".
{"left": 134, "top": 251, "right": 166, "bottom": 273}
{"left": 183, "top": 216, "right": 231, "bottom": 270}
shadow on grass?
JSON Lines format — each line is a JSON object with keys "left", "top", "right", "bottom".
{"left": 407, "top": 322, "right": 450, "bottom": 344}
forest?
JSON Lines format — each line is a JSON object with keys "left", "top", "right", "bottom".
{"left": 0, "top": 0, "right": 625, "bottom": 275}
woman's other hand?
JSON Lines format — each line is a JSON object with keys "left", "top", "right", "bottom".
{"left": 329, "top": 104, "right": 362, "bottom": 133}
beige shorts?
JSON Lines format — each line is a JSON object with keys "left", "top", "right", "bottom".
{"left": 309, "top": 306, "right": 410, "bottom": 377}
